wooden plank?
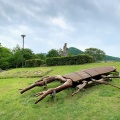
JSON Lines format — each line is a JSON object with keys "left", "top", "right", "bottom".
{"left": 75, "top": 71, "right": 91, "bottom": 79}
{"left": 63, "top": 73, "right": 83, "bottom": 81}
{"left": 94, "top": 67, "right": 108, "bottom": 74}
{"left": 63, "top": 66, "right": 116, "bottom": 82}
{"left": 105, "top": 66, "right": 116, "bottom": 72}
{"left": 83, "top": 69, "right": 98, "bottom": 76}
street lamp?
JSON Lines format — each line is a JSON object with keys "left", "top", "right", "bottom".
{"left": 21, "top": 35, "right": 26, "bottom": 68}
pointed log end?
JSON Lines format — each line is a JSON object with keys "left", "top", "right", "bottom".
{"left": 19, "top": 89, "right": 23, "bottom": 94}
{"left": 35, "top": 100, "right": 40, "bottom": 104}
{"left": 35, "top": 101, "right": 38, "bottom": 104}
{"left": 20, "top": 90, "right": 24, "bottom": 94}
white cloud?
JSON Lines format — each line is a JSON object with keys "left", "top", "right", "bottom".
{"left": 0, "top": 35, "right": 18, "bottom": 49}
{"left": 1, "top": 11, "right": 12, "bottom": 22}
{"left": 9, "top": 25, "right": 33, "bottom": 36}
{"left": 49, "top": 16, "right": 75, "bottom": 31}
{"left": 0, "top": 0, "right": 120, "bottom": 57}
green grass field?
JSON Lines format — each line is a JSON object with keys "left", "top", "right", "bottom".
{"left": 0, "top": 62, "right": 120, "bottom": 120}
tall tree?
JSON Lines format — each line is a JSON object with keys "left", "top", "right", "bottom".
{"left": 0, "top": 44, "right": 12, "bottom": 69}
{"left": 11, "top": 45, "right": 22, "bottom": 68}
{"left": 23, "top": 48, "right": 34, "bottom": 60}
{"left": 35, "top": 53, "right": 46, "bottom": 60}
{"left": 84, "top": 48, "right": 106, "bottom": 62}
{"left": 11, "top": 45, "right": 35, "bottom": 68}
{"left": 46, "top": 49, "right": 60, "bottom": 58}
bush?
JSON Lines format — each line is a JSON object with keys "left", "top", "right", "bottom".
{"left": 25, "top": 59, "right": 43, "bottom": 67}
{"left": 46, "top": 54, "right": 93, "bottom": 66}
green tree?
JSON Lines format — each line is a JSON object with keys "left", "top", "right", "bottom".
{"left": 46, "top": 49, "right": 60, "bottom": 58}
{"left": 11, "top": 45, "right": 35, "bottom": 68}
{"left": 0, "top": 44, "right": 12, "bottom": 69}
{"left": 84, "top": 48, "right": 106, "bottom": 62}
{"left": 35, "top": 53, "right": 46, "bottom": 60}
{"left": 11, "top": 45, "right": 22, "bottom": 68}
{"left": 23, "top": 48, "right": 34, "bottom": 60}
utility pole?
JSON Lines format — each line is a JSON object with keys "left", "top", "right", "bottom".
{"left": 21, "top": 35, "right": 26, "bottom": 68}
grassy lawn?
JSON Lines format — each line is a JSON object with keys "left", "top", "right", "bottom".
{"left": 0, "top": 62, "right": 120, "bottom": 120}
{"left": 0, "top": 67, "right": 52, "bottom": 79}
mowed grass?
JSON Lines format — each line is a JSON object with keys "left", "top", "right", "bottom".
{"left": 0, "top": 62, "right": 120, "bottom": 120}
{"left": 0, "top": 67, "right": 52, "bottom": 79}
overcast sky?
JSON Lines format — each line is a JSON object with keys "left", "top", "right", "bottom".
{"left": 0, "top": 0, "right": 120, "bottom": 57}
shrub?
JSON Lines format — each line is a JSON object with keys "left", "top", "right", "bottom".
{"left": 46, "top": 54, "right": 93, "bottom": 66}
{"left": 25, "top": 59, "right": 43, "bottom": 67}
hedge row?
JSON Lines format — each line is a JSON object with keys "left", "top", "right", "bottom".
{"left": 25, "top": 59, "right": 43, "bottom": 67}
{"left": 46, "top": 54, "right": 93, "bottom": 66}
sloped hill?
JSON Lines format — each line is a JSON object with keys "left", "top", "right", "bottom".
{"left": 68, "top": 47, "right": 84, "bottom": 55}
{"left": 105, "top": 55, "right": 120, "bottom": 61}
{"left": 68, "top": 47, "right": 120, "bottom": 61}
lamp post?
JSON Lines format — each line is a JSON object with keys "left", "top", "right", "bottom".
{"left": 21, "top": 35, "right": 26, "bottom": 68}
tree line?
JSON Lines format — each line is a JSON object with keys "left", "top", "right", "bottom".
{"left": 0, "top": 43, "right": 106, "bottom": 70}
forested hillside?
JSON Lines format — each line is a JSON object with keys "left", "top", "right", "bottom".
{"left": 105, "top": 55, "right": 120, "bottom": 61}
{"left": 68, "top": 47, "right": 120, "bottom": 61}
{"left": 68, "top": 47, "right": 84, "bottom": 55}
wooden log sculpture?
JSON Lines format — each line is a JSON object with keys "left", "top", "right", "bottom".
{"left": 20, "top": 66, "right": 120, "bottom": 104}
